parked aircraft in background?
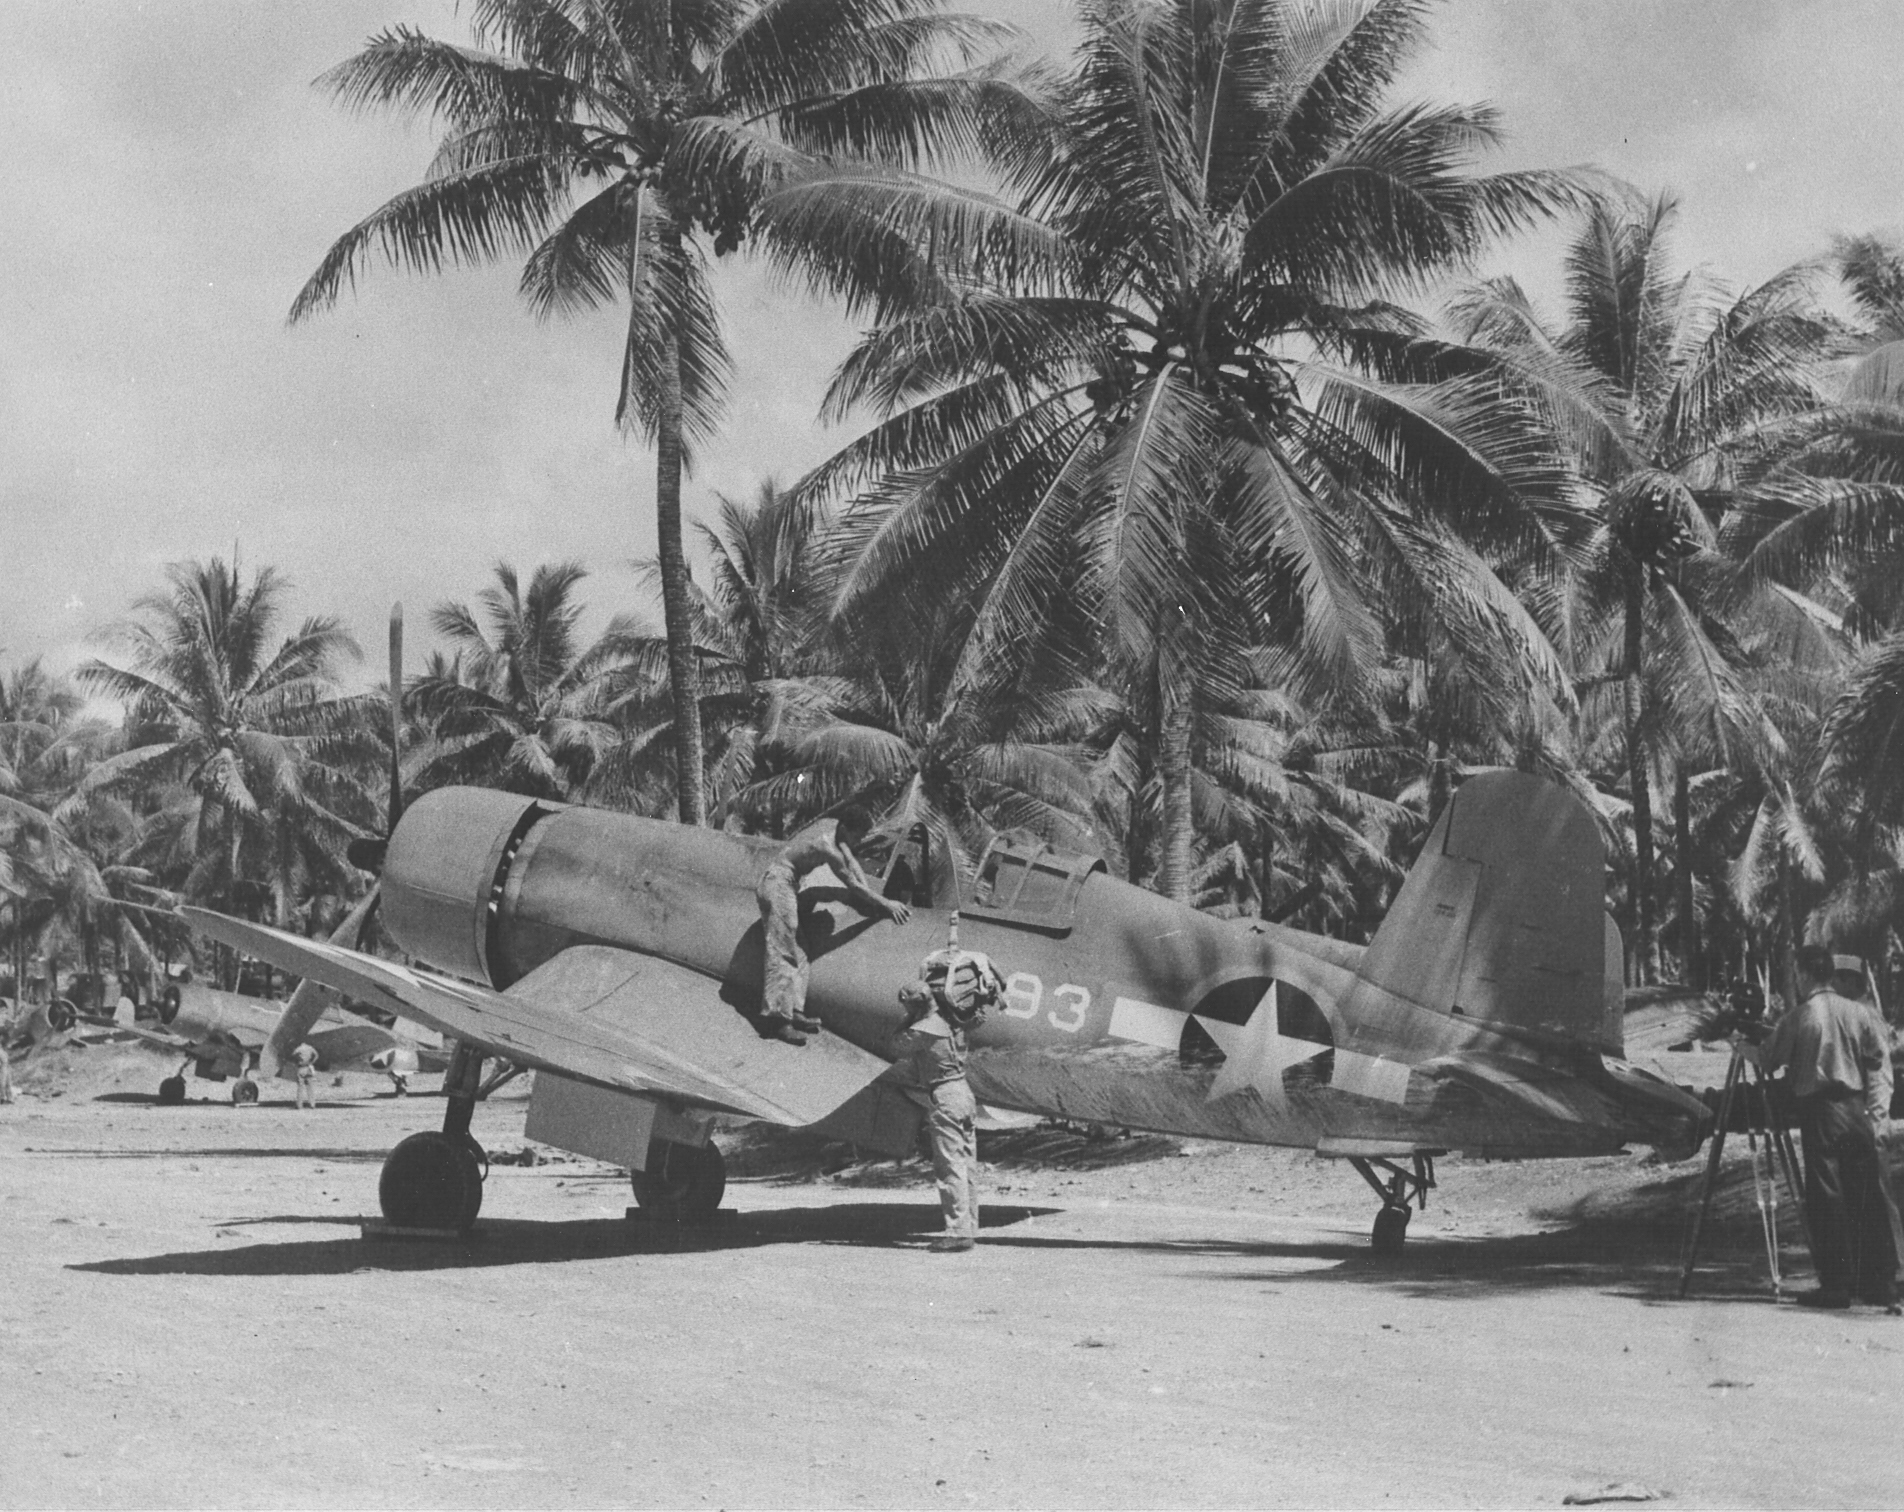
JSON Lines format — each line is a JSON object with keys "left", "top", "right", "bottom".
{"left": 79, "top": 980, "right": 445, "bottom": 1103}
{"left": 187, "top": 767, "right": 1711, "bottom": 1250}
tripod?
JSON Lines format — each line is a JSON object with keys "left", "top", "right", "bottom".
{"left": 1677, "top": 1044, "right": 1810, "bottom": 1299}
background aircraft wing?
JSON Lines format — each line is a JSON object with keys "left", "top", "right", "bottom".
{"left": 76, "top": 1019, "right": 203, "bottom": 1055}
{"left": 183, "top": 909, "right": 887, "bottom": 1125}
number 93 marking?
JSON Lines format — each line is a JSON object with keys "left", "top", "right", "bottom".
{"left": 1001, "top": 973, "right": 1092, "bottom": 1033}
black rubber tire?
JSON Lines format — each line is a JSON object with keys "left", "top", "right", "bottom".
{"left": 47, "top": 999, "right": 77, "bottom": 1033}
{"left": 157, "top": 1076, "right": 187, "bottom": 1106}
{"left": 157, "top": 987, "right": 182, "bottom": 1025}
{"left": 231, "top": 1079, "right": 259, "bottom": 1106}
{"left": 379, "top": 1131, "right": 484, "bottom": 1230}
{"left": 630, "top": 1140, "right": 726, "bottom": 1223}
{"left": 1371, "top": 1204, "right": 1411, "bottom": 1256}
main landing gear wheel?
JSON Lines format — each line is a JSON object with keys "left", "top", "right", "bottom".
{"left": 629, "top": 1140, "right": 725, "bottom": 1223}
{"left": 1348, "top": 1152, "right": 1438, "bottom": 1257}
{"left": 157, "top": 1076, "right": 187, "bottom": 1105}
{"left": 231, "top": 1079, "right": 259, "bottom": 1106}
{"left": 379, "top": 1131, "right": 486, "bottom": 1230}
{"left": 47, "top": 999, "right": 76, "bottom": 1033}
{"left": 1371, "top": 1204, "right": 1411, "bottom": 1256}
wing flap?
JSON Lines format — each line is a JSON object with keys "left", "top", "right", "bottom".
{"left": 510, "top": 945, "right": 891, "bottom": 1127}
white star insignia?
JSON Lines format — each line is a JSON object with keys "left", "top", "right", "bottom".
{"left": 1199, "top": 983, "right": 1329, "bottom": 1105}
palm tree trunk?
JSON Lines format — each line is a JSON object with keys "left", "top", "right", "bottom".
{"left": 1257, "top": 824, "right": 1274, "bottom": 919}
{"left": 1157, "top": 697, "right": 1195, "bottom": 903}
{"left": 1427, "top": 743, "right": 1453, "bottom": 830}
{"left": 1774, "top": 846, "right": 1797, "bottom": 1012}
{"left": 1623, "top": 576, "right": 1660, "bottom": 984}
{"left": 655, "top": 322, "right": 707, "bottom": 827}
{"left": 1674, "top": 764, "right": 1698, "bottom": 988}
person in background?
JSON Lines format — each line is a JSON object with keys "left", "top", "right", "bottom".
{"left": 1830, "top": 953, "right": 1904, "bottom": 1283}
{"left": 754, "top": 807, "right": 910, "bottom": 1045}
{"left": 291, "top": 1040, "right": 319, "bottom": 1110}
{"left": 1751, "top": 944, "right": 1899, "bottom": 1311}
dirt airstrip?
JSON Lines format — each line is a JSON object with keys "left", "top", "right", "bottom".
{"left": 3, "top": 1041, "right": 1902, "bottom": 1509}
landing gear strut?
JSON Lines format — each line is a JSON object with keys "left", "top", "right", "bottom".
{"left": 378, "top": 1042, "right": 487, "bottom": 1230}
{"left": 1349, "top": 1152, "right": 1436, "bottom": 1256}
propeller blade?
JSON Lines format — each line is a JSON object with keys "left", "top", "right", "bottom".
{"left": 388, "top": 601, "right": 404, "bottom": 837}
{"left": 260, "top": 886, "right": 382, "bottom": 1079}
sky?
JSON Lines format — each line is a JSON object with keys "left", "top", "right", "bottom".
{"left": 3, "top": 0, "right": 1901, "bottom": 691}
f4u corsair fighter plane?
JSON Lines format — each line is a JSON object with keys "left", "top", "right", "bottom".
{"left": 186, "top": 770, "right": 1710, "bottom": 1251}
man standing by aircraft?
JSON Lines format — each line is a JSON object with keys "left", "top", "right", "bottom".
{"left": 291, "top": 1040, "right": 319, "bottom": 1110}
{"left": 1752, "top": 944, "right": 1900, "bottom": 1311}
{"left": 755, "top": 808, "right": 909, "bottom": 1045}
{"left": 892, "top": 945, "right": 1005, "bottom": 1253}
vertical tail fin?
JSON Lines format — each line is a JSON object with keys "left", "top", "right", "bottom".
{"left": 1356, "top": 772, "right": 1619, "bottom": 1052}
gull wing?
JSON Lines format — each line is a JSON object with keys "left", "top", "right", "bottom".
{"left": 182, "top": 908, "right": 887, "bottom": 1125}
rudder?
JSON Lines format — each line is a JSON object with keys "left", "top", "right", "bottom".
{"left": 1356, "top": 772, "right": 1616, "bottom": 1051}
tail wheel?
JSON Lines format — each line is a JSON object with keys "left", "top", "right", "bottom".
{"left": 630, "top": 1140, "right": 725, "bottom": 1223}
{"left": 231, "top": 1079, "right": 259, "bottom": 1106}
{"left": 379, "top": 1131, "right": 485, "bottom": 1231}
{"left": 156, "top": 1076, "right": 187, "bottom": 1105}
{"left": 1371, "top": 1204, "right": 1411, "bottom": 1256}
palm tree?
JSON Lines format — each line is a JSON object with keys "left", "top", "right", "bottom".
{"left": 0, "top": 660, "right": 141, "bottom": 997}
{"left": 78, "top": 559, "right": 371, "bottom": 931}
{"left": 681, "top": 479, "right": 837, "bottom": 826}
{"left": 408, "top": 561, "right": 649, "bottom": 804}
{"left": 731, "top": 579, "right": 1108, "bottom": 878}
{"left": 289, "top": 0, "right": 1046, "bottom": 827}
{"left": 1452, "top": 192, "right": 1843, "bottom": 980}
{"left": 781, "top": 0, "right": 1588, "bottom": 900}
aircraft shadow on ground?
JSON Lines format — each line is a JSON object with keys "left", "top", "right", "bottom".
{"left": 1201, "top": 1214, "right": 1801, "bottom": 1305}
{"left": 65, "top": 1203, "right": 1062, "bottom": 1278}
{"left": 91, "top": 1093, "right": 410, "bottom": 1106}
{"left": 966, "top": 1199, "right": 1802, "bottom": 1306}
{"left": 33, "top": 1146, "right": 388, "bottom": 1162}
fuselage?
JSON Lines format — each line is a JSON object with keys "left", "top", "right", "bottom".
{"left": 380, "top": 789, "right": 1707, "bottom": 1159}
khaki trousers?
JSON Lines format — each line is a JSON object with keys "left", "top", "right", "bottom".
{"left": 756, "top": 866, "right": 808, "bottom": 1022}
{"left": 926, "top": 1078, "right": 979, "bottom": 1238}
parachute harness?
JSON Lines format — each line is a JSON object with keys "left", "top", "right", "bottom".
{"left": 904, "top": 911, "right": 1006, "bottom": 1030}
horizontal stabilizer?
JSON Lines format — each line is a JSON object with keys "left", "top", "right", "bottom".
{"left": 1415, "top": 1052, "right": 1614, "bottom": 1130}
{"left": 182, "top": 910, "right": 886, "bottom": 1125}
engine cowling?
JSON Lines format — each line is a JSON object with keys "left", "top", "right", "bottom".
{"left": 381, "top": 788, "right": 550, "bottom": 985}
{"left": 378, "top": 787, "right": 772, "bottom": 990}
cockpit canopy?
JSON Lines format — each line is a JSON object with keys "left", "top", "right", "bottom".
{"left": 965, "top": 837, "right": 1105, "bottom": 933}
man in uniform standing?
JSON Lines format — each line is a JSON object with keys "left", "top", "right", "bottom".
{"left": 755, "top": 807, "right": 909, "bottom": 1044}
{"left": 291, "top": 1040, "right": 319, "bottom": 1110}
{"left": 891, "top": 944, "right": 1005, "bottom": 1252}
{"left": 1752, "top": 944, "right": 1900, "bottom": 1311}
